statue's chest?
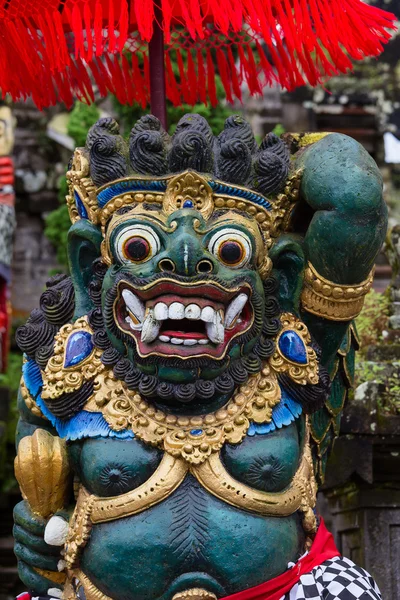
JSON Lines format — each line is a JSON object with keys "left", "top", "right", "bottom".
{"left": 71, "top": 421, "right": 300, "bottom": 497}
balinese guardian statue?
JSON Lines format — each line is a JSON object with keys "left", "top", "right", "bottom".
{"left": 13, "top": 115, "right": 386, "bottom": 600}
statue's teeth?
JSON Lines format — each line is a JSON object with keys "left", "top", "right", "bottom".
{"left": 141, "top": 309, "right": 161, "bottom": 343}
{"left": 224, "top": 293, "right": 248, "bottom": 329}
{"left": 183, "top": 338, "right": 198, "bottom": 346}
{"left": 154, "top": 302, "right": 169, "bottom": 321}
{"left": 169, "top": 302, "right": 185, "bottom": 320}
{"left": 201, "top": 306, "right": 215, "bottom": 322}
{"left": 185, "top": 304, "right": 201, "bottom": 320}
{"left": 206, "top": 310, "right": 225, "bottom": 344}
{"left": 159, "top": 335, "right": 171, "bottom": 342}
{"left": 122, "top": 289, "right": 145, "bottom": 327}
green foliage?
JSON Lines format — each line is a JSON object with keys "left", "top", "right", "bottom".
{"left": 382, "top": 372, "right": 400, "bottom": 415}
{"left": 44, "top": 175, "right": 70, "bottom": 270}
{"left": 67, "top": 102, "right": 100, "bottom": 147}
{"left": 0, "top": 351, "right": 23, "bottom": 492}
{"left": 355, "top": 289, "right": 390, "bottom": 355}
{"left": 0, "top": 351, "right": 23, "bottom": 400}
{"left": 354, "top": 289, "right": 399, "bottom": 416}
{"left": 354, "top": 361, "right": 385, "bottom": 387}
{"left": 272, "top": 123, "right": 286, "bottom": 137}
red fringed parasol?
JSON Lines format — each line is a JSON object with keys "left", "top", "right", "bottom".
{"left": 0, "top": 0, "right": 396, "bottom": 116}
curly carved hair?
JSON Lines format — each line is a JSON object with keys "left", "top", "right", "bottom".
{"left": 86, "top": 114, "right": 290, "bottom": 198}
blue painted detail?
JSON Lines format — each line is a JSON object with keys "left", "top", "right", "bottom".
{"left": 209, "top": 181, "right": 272, "bottom": 211}
{"left": 247, "top": 388, "right": 302, "bottom": 437}
{"left": 278, "top": 330, "right": 308, "bottom": 365}
{"left": 36, "top": 406, "right": 135, "bottom": 441}
{"left": 23, "top": 358, "right": 43, "bottom": 400}
{"left": 183, "top": 200, "right": 194, "bottom": 208}
{"left": 64, "top": 331, "right": 94, "bottom": 368}
{"left": 74, "top": 190, "right": 88, "bottom": 218}
{"left": 23, "top": 358, "right": 135, "bottom": 441}
{"left": 190, "top": 429, "right": 203, "bottom": 436}
{"left": 97, "top": 179, "right": 167, "bottom": 208}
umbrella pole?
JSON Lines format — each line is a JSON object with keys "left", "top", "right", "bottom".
{"left": 149, "top": 6, "right": 168, "bottom": 130}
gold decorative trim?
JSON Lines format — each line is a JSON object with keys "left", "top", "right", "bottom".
{"left": 99, "top": 191, "right": 164, "bottom": 231}
{"left": 84, "top": 363, "right": 281, "bottom": 465}
{"left": 258, "top": 256, "right": 273, "bottom": 280}
{"left": 33, "top": 567, "right": 66, "bottom": 585}
{"left": 15, "top": 429, "right": 70, "bottom": 518}
{"left": 193, "top": 420, "right": 317, "bottom": 533}
{"left": 301, "top": 262, "right": 374, "bottom": 321}
{"left": 163, "top": 171, "right": 214, "bottom": 219}
{"left": 173, "top": 589, "right": 217, "bottom": 600}
{"left": 90, "top": 454, "right": 188, "bottom": 523}
{"left": 20, "top": 376, "right": 45, "bottom": 418}
{"left": 63, "top": 569, "right": 112, "bottom": 600}
{"left": 290, "top": 132, "right": 332, "bottom": 148}
{"left": 66, "top": 150, "right": 98, "bottom": 225}
{"left": 269, "top": 169, "right": 303, "bottom": 238}
{"left": 270, "top": 313, "right": 319, "bottom": 385}
{"left": 42, "top": 317, "right": 104, "bottom": 400}
{"left": 64, "top": 486, "right": 94, "bottom": 570}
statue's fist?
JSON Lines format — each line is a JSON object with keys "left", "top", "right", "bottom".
{"left": 13, "top": 501, "right": 68, "bottom": 595}
{"left": 297, "top": 133, "right": 387, "bottom": 284}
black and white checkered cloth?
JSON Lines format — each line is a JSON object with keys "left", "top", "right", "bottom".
{"left": 280, "top": 556, "right": 382, "bottom": 600}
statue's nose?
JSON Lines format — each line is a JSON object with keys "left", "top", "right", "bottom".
{"left": 159, "top": 233, "right": 216, "bottom": 276}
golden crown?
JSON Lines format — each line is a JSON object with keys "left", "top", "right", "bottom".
{"left": 66, "top": 148, "right": 302, "bottom": 245}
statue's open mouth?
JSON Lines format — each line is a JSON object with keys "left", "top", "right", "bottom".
{"left": 114, "top": 278, "right": 254, "bottom": 359}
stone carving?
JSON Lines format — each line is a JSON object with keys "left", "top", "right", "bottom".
{"left": 13, "top": 115, "right": 386, "bottom": 600}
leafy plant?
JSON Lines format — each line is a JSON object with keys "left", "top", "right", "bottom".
{"left": 67, "top": 102, "right": 100, "bottom": 147}
{"left": 355, "top": 288, "right": 390, "bottom": 355}
{"left": 44, "top": 176, "right": 70, "bottom": 269}
{"left": 0, "top": 351, "right": 23, "bottom": 492}
{"left": 354, "top": 288, "right": 399, "bottom": 416}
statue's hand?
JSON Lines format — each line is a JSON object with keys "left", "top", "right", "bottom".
{"left": 298, "top": 133, "right": 387, "bottom": 284}
{"left": 13, "top": 501, "right": 69, "bottom": 595}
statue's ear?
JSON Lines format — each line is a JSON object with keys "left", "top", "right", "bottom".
{"left": 67, "top": 220, "right": 103, "bottom": 318}
{"left": 269, "top": 234, "right": 305, "bottom": 314}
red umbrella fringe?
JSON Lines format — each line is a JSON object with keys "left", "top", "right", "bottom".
{"left": 0, "top": 0, "right": 395, "bottom": 109}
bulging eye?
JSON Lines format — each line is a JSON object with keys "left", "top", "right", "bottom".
{"left": 208, "top": 228, "right": 252, "bottom": 268}
{"left": 115, "top": 225, "right": 160, "bottom": 264}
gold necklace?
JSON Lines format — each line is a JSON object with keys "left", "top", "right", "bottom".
{"left": 41, "top": 313, "right": 319, "bottom": 465}
{"left": 84, "top": 363, "right": 281, "bottom": 465}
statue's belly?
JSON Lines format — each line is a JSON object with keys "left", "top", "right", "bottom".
{"left": 80, "top": 475, "right": 305, "bottom": 600}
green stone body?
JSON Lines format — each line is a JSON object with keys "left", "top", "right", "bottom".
{"left": 13, "top": 133, "right": 387, "bottom": 598}
{"left": 71, "top": 423, "right": 302, "bottom": 599}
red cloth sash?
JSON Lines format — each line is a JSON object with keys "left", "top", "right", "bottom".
{"left": 220, "top": 519, "right": 340, "bottom": 600}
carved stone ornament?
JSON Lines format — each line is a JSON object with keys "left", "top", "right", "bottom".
{"left": 13, "top": 114, "right": 386, "bottom": 600}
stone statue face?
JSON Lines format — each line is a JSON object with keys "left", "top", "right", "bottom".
{"left": 102, "top": 205, "right": 266, "bottom": 385}
{"left": 62, "top": 114, "right": 295, "bottom": 406}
